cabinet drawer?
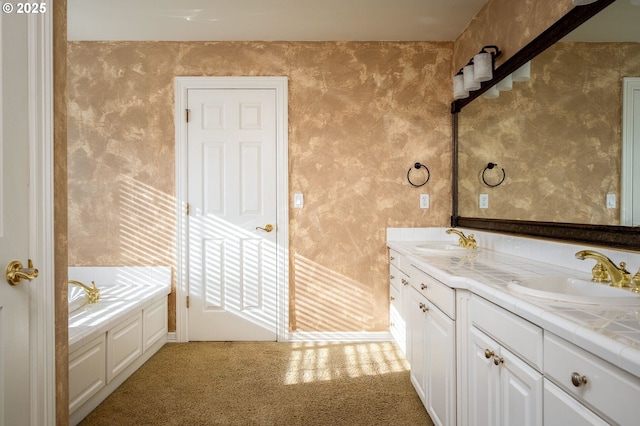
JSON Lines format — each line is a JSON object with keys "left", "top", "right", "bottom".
{"left": 408, "top": 264, "right": 455, "bottom": 319}
{"left": 69, "top": 334, "right": 106, "bottom": 414}
{"left": 390, "top": 264, "right": 400, "bottom": 291}
{"left": 390, "top": 282, "right": 400, "bottom": 310}
{"left": 470, "top": 295, "right": 542, "bottom": 371}
{"left": 107, "top": 312, "right": 143, "bottom": 383}
{"left": 543, "top": 379, "right": 608, "bottom": 426}
{"left": 544, "top": 332, "right": 640, "bottom": 426}
{"left": 389, "top": 249, "right": 400, "bottom": 268}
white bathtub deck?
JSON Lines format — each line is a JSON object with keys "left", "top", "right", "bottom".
{"left": 68, "top": 266, "right": 172, "bottom": 352}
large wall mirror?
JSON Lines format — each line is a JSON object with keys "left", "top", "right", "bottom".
{"left": 451, "top": 0, "right": 640, "bottom": 251}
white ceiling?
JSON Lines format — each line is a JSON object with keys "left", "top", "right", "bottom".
{"left": 67, "top": 0, "right": 489, "bottom": 41}
{"left": 563, "top": 0, "right": 640, "bottom": 42}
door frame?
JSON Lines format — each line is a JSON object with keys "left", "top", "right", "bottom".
{"left": 621, "top": 77, "right": 640, "bottom": 226}
{"left": 174, "top": 77, "right": 289, "bottom": 342}
{"left": 27, "top": 7, "right": 55, "bottom": 425}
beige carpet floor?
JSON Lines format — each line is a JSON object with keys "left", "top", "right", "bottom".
{"left": 79, "top": 341, "right": 434, "bottom": 426}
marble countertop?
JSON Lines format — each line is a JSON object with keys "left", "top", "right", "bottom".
{"left": 68, "top": 282, "right": 171, "bottom": 353}
{"left": 387, "top": 240, "right": 640, "bottom": 378}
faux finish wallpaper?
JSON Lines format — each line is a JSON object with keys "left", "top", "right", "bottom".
{"left": 67, "top": 41, "right": 453, "bottom": 332}
{"left": 453, "top": 0, "right": 572, "bottom": 72}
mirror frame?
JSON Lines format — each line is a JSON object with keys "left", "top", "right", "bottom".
{"left": 450, "top": 0, "right": 640, "bottom": 251}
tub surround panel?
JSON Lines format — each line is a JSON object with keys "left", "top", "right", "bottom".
{"left": 67, "top": 266, "right": 170, "bottom": 425}
{"left": 67, "top": 41, "right": 453, "bottom": 333}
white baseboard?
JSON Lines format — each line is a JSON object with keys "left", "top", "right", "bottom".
{"left": 166, "top": 331, "right": 177, "bottom": 343}
{"left": 285, "top": 331, "right": 393, "bottom": 343}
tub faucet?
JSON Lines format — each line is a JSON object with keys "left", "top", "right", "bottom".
{"left": 574, "top": 250, "right": 631, "bottom": 288}
{"left": 446, "top": 229, "right": 477, "bottom": 249}
{"left": 69, "top": 280, "right": 101, "bottom": 304}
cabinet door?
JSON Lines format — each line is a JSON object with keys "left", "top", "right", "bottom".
{"left": 425, "top": 301, "right": 456, "bottom": 426}
{"left": 389, "top": 264, "right": 408, "bottom": 354}
{"left": 543, "top": 379, "right": 608, "bottom": 426}
{"left": 468, "top": 326, "right": 498, "bottom": 426}
{"left": 409, "top": 288, "right": 427, "bottom": 403}
{"left": 498, "top": 345, "right": 542, "bottom": 426}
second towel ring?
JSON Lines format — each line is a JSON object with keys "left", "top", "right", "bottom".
{"left": 407, "top": 162, "right": 431, "bottom": 187}
{"left": 482, "top": 163, "right": 505, "bottom": 187}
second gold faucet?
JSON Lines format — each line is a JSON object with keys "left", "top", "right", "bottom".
{"left": 574, "top": 250, "right": 635, "bottom": 290}
{"left": 446, "top": 229, "right": 477, "bottom": 250}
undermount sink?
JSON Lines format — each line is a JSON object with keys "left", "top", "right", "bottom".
{"left": 68, "top": 285, "right": 88, "bottom": 314}
{"left": 507, "top": 276, "right": 640, "bottom": 305}
{"left": 414, "top": 242, "right": 474, "bottom": 254}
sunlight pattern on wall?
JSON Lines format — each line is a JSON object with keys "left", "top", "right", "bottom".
{"left": 293, "top": 252, "right": 379, "bottom": 331}
{"left": 119, "top": 174, "right": 175, "bottom": 266}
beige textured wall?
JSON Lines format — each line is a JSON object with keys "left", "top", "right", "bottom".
{"left": 458, "top": 42, "right": 640, "bottom": 224}
{"left": 454, "top": 0, "right": 572, "bottom": 71}
{"left": 67, "top": 41, "right": 453, "bottom": 332}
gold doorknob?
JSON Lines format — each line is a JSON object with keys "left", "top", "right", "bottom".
{"left": 6, "top": 259, "right": 39, "bottom": 285}
{"left": 256, "top": 224, "right": 274, "bottom": 232}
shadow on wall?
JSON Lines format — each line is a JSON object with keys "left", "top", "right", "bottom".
{"left": 292, "top": 252, "right": 379, "bottom": 332}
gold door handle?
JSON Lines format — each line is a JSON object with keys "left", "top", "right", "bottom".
{"left": 256, "top": 224, "right": 274, "bottom": 232}
{"left": 6, "top": 259, "right": 39, "bottom": 285}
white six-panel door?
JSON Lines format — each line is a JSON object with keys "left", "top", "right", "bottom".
{"left": 622, "top": 77, "right": 640, "bottom": 226}
{"left": 187, "top": 88, "right": 278, "bottom": 341}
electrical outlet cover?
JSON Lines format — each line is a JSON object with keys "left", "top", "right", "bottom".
{"left": 420, "top": 194, "right": 430, "bottom": 209}
{"left": 479, "top": 193, "right": 489, "bottom": 209}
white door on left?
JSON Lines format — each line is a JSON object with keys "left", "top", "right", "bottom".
{"left": 0, "top": 11, "right": 38, "bottom": 424}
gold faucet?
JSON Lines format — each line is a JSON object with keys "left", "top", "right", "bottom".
{"left": 69, "top": 280, "right": 101, "bottom": 304}
{"left": 446, "top": 229, "right": 477, "bottom": 249}
{"left": 574, "top": 250, "right": 632, "bottom": 288}
{"left": 633, "top": 270, "right": 640, "bottom": 294}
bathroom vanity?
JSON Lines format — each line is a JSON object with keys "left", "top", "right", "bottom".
{"left": 388, "top": 228, "right": 640, "bottom": 426}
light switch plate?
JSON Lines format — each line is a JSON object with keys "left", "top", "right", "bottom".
{"left": 479, "top": 193, "right": 489, "bottom": 209}
{"left": 606, "top": 193, "right": 616, "bottom": 209}
{"left": 420, "top": 194, "right": 430, "bottom": 209}
{"left": 294, "top": 193, "right": 304, "bottom": 208}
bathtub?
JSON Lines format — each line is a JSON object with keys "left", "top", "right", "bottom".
{"left": 67, "top": 266, "right": 172, "bottom": 425}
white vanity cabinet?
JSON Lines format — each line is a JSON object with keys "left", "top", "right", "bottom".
{"left": 389, "top": 249, "right": 410, "bottom": 356}
{"left": 466, "top": 295, "right": 543, "bottom": 426}
{"left": 407, "top": 264, "right": 456, "bottom": 426}
{"left": 543, "top": 332, "right": 640, "bottom": 425}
